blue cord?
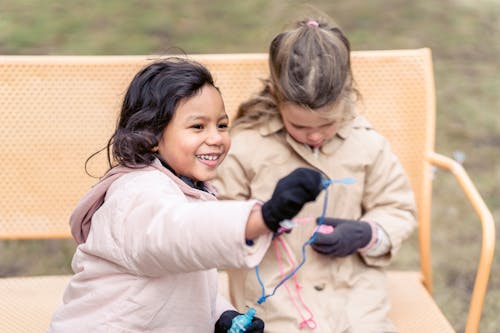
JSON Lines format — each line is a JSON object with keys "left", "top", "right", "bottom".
{"left": 255, "top": 177, "right": 355, "bottom": 304}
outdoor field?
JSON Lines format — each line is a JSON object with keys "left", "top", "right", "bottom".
{"left": 1, "top": 1, "right": 499, "bottom": 332}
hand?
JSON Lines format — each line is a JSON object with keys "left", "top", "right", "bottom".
{"left": 311, "top": 218, "right": 372, "bottom": 257}
{"left": 214, "top": 310, "right": 265, "bottom": 333}
{"left": 261, "top": 168, "right": 323, "bottom": 232}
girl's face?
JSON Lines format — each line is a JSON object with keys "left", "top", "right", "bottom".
{"left": 280, "top": 101, "right": 343, "bottom": 148}
{"left": 158, "top": 84, "right": 230, "bottom": 182}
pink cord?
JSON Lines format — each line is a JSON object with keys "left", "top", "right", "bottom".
{"left": 274, "top": 234, "right": 317, "bottom": 330}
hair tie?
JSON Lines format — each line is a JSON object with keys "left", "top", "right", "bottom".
{"left": 306, "top": 20, "right": 319, "bottom": 27}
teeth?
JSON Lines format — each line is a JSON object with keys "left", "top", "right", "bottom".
{"left": 198, "top": 154, "right": 219, "bottom": 161}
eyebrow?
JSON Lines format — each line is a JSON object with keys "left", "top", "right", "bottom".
{"left": 186, "top": 115, "right": 205, "bottom": 122}
{"left": 290, "top": 120, "right": 336, "bottom": 128}
{"left": 185, "top": 113, "right": 228, "bottom": 122}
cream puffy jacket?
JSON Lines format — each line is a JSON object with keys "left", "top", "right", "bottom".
{"left": 213, "top": 114, "right": 417, "bottom": 333}
{"left": 48, "top": 161, "right": 271, "bottom": 333}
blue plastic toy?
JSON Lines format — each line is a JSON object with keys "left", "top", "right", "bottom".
{"left": 228, "top": 307, "right": 256, "bottom": 333}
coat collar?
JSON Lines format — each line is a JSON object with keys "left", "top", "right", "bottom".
{"left": 258, "top": 113, "right": 373, "bottom": 154}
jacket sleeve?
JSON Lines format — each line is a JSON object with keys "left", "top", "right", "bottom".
{"left": 215, "top": 293, "right": 235, "bottom": 320}
{"left": 107, "top": 172, "right": 272, "bottom": 277}
{"left": 360, "top": 138, "right": 417, "bottom": 267}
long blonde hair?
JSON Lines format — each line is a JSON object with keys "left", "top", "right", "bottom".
{"left": 235, "top": 18, "right": 358, "bottom": 128}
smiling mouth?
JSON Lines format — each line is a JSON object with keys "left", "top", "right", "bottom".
{"left": 196, "top": 154, "right": 221, "bottom": 161}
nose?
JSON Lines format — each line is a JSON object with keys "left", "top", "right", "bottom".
{"left": 307, "top": 131, "right": 323, "bottom": 146}
{"left": 206, "top": 127, "right": 224, "bottom": 145}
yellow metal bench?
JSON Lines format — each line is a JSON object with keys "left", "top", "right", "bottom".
{"left": 0, "top": 49, "right": 495, "bottom": 332}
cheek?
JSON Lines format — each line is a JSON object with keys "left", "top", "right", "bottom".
{"left": 159, "top": 137, "right": 190, "bottom": 163}
{"left": 324, "top": 125, "right": 338, "bottom": 140}
{"left": 288, "top": 130, "right": 307, "bottom": 143}
{"left": 286, "top": 127, "right": 307, "bottom": 143}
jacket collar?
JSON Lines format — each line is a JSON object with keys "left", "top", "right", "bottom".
{"left": 156, "top": 158, "right": 214, "bottom": 195}
{"left": 151, "top": 159, "right": 218, "bottom": 198}
{"left": 258, "top": 113, "right": 372, "bottom": 149}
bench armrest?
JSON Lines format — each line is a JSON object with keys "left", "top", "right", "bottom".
{"left": 428, "top": 152, "right": 495, "bottom": 333}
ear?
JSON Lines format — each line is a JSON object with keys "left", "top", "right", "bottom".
{"left": 264, "top": 80, "right": 277, "bottom": 98}
{"left": 267, "top": 82, "right": 275, "bottom": 95}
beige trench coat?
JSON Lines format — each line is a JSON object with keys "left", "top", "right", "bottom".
{"left": 213, "top": 114, "right": 416, "bottom": 333}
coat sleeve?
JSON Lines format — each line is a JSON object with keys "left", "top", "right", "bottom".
{"left": 108, "top": 172, "right": 272, "bottom": 276}
{"left": 360, "top": 138, "right": 417, "bottom": 267}
{"left": 212, "top": 146, "right": 253, "bottom": 201}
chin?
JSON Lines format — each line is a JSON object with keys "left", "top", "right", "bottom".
{"left": 195, "top": 171, "right": 217, "bottom": 182}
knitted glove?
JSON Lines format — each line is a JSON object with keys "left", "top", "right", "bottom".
{"left": 311, "top": 218, "right": 372, "bottom": 257}
{"left": 214, "top": 310, "right": 265, "bottom": 333}
{"left": 261, "top": 168, "right": 323, "bottom": 232}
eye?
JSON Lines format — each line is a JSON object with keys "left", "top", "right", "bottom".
{"left": 217, "top": 122, "right": 229, "bottom": 130}
{"left": 321, "top": 121, "right": 336, "bottom": 128}
{"left": 190, "top": 124, "right": 204, "bottom": 130}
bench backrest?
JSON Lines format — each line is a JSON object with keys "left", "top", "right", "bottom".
{"left": 2, "top": 50, "right": 497, "bottom": 332}
{"left": 0, "top": 50, "right": 434, "bottom": 240}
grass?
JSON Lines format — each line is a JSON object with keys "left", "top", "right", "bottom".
{"left": 1, "top": 0, "right": 499, "bottom": 331}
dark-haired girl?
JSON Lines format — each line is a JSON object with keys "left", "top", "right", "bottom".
{"left": 47, "top": 57, "right": 323, "bottom": 333}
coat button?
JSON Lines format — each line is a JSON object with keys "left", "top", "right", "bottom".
{"left": 314, "top": 283, "right": 325, "bottom": 291}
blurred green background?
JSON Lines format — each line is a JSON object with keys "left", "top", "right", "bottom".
{"left": 0, "top": 0, "right": 498, "bottom": 332}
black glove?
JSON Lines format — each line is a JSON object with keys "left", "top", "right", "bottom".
{"left": 311, "top": 218, "right": 372, "bottom": 257}
{"left": 214, "top": 310, "right": 264, "bottom": 333}
{"left": 261, "top": 168, "right": 323, "bottom": 232}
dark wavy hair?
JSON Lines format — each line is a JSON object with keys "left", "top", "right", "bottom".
{"left": 86, "top": 57, "right": 216, "bottom": 173}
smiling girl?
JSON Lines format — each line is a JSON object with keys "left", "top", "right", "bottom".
{"left": 47, "top": 57, "right": 323, "bottom": 333}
